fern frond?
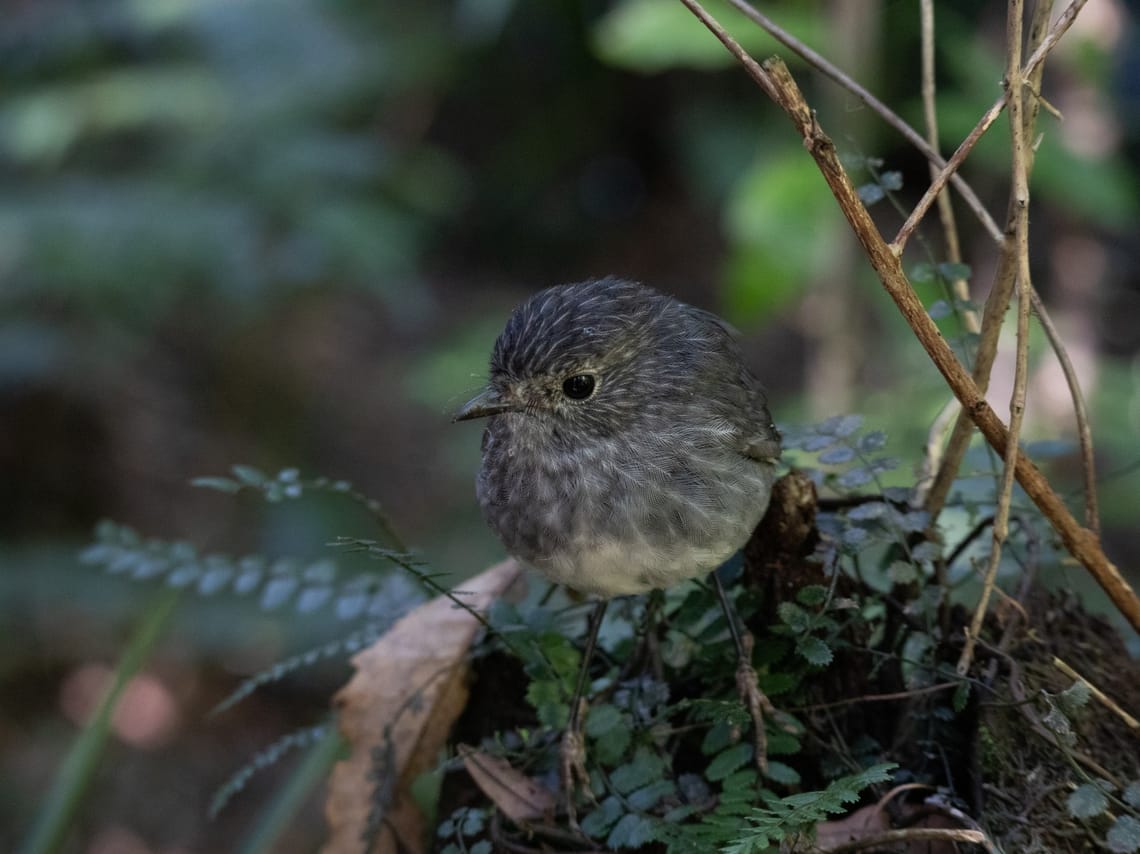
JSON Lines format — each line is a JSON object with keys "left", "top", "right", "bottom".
{"left": 80, "top": 521, "right": 424, "bottom": 619}
{"left": 192, "top": 464, "right": 407, "bottom": 550}
{"left": 211, "top": 623, "right": 386, "bottom": 716}
{"left": 720, "top": 763, "right": 897, "bottom": 854}
{"left": 209, "top": 724, "right": 329, "bottom": 818}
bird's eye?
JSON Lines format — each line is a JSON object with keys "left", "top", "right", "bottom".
{"left": 562, "top": 374, "right": 596, "bottom": 400}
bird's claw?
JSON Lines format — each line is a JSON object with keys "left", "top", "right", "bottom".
{"left": 734, "top": 632, "right": 778, "bottom": 775}
{"left": 560, "top": 700, "right": 594, "bottom": 832}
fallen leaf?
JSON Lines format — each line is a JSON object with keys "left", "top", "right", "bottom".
{"left": 815, "top": 801, "right": 890, "bottom": 850}
{"left": 323, "top": 560, "right": 526, "bottom": 854}
{"left": 458, "top": 744, "right": 556, "bottom": 825}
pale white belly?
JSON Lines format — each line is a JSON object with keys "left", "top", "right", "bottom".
{"left": 529, "top": 532, "right": 746, "bottom": 598}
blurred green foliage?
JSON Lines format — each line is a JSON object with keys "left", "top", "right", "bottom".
{"left": 1, "top": 0, "right": 463, "bottom": 337}
{"left": 3, "top": 0, "right": 1140, "bottom": 850}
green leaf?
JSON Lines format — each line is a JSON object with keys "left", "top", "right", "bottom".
{"left": 606, "top": 812, "right": 657, "bottom": 849}
{"left": 952, "top": 680, "right": 970, "bottom": 714}
{"left": 928, "top": 299, "right": 952, "bottom": 320}
{"left": 1108, "top": 815, "right": 1140, "bottom": 853}
{"left": 764, "top": 761, "right": 801, "bottom": 786}
{"left": 231, "top": 464, "right": 268, "bottom": 486}
{"left": 837, "top": 467, "right": 875, "bottom": 489}
{"left": 296, "top": 586, "right": 332, "bottom": 613}
{"left": 538, "top": 632, "right": 581, "bottom": 688}
{"left": 910, "top": 262, "right": 936, "bottom": 284}
{"left": 777, "top": 601, "right": 810, "bottom": 633}
{"left": 580, "top": 795, "right": 623, "bottom": 837}
{"left": 592, "top": 0, "right": 805, "bottom": 73}
{"left": 1057, "top": 680, "right": 1091, "bottom": 716}
{"left": 720, "top": 768, "right": 760, "bottom": 797}
{"left": 766, "top": 730, "right": 801, "bottom": 756}
{"left": 879, "top": 171, "right": 903, "bottom": 191}
{"left": 1123, "top": 780, "right": 1140, "bottom": 808}
{"left": 888, "top": 560, "right": 918, "bottom": 585}
{"left": 818, "top": 446, "right": 856, "bottom": 465}
{"left": 460, "top": 809, "right": 485, "bottom": 836}
{"left": 526, "top": 680, "right": 568, "bottom": 729}
{"left": 1067, "top": 782, "right": 1109, "bottom": 819}
{"left": 588, "top": 704, "right": 632, "bottom": 764}
{"left": 796, "top": 636, "right": 833, "bottom": 667}
{"left": 701, "top": 720, "right": 735, "bottom": 757}
{"left": 796, "top": 585, "right": 828, "bottom": 607}
{"left": 758, "top": 671, "right": 798, "bottom": 697}
{"left": 191, "top": 476, "right": 242, "bottom": 493}
{"left": 585, "top": 703, "right": 623, "bottom": 737}
{"left": 260, "top": 576, "right": 298, "bottom": 610}
{"left": 706, "top": 743, "right": 753, "bottom": 782}
{"left": 1041, "top": 705, "right": 1075, "bottom": 744}
{"left": 938, "top": 262, "right": 971, "bottom": 281}
{"left": 611, "top": 747, "right": 666, "bottom": 795}
{"left": 857, "top": 182, "right": 885, "bottom": 206}
{"left": 628, "top": 780, "right": 675, "bottom": 810}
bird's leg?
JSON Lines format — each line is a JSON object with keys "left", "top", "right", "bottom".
{"left": 616, "top": 590, "right": 664, "bottom": 683}
{"left": 561, "top": 599, "right": 608, "bottom": 830}
{"left": 709, "top": 571, "right": 775, "bottom": 775}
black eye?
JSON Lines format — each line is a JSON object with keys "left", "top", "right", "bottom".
{"left": 562, "top": 374, "right": 596, "bottom": 400}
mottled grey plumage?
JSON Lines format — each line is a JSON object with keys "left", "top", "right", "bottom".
{"left": 455, "top": 277, "right": 780, "bottom": 598}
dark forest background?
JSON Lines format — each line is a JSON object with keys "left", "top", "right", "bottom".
{"left": 2, "top": 0, "right": 1138, "bottom": 851}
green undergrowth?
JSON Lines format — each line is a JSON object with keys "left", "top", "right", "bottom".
{"left": 42, "top": 414, "right": 1140, "bottom": 853}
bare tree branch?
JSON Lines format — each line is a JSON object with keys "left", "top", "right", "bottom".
{"left": 959, "top": 0, "right": 1034, "bottom": 676}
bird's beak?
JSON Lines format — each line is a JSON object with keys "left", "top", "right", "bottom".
{"left": 452, "top": 387, "right": 516, "bottom": 422}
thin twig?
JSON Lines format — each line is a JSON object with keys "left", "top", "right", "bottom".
{"left": 919, "top": 0, "right": 976, "bottom": 334}
{"left": 946, "top": 516, "right": 996, "bottom": 570}
{"left": 1017, "top": 1, "right": 1098, "bottom": 535}
{"left": 1052, "top": 656, "right": 1140, "bottom": 730}
{"left": 1030, "top": 291, "right": 1100, "bottom": 534}
{"left": 723, "top": 0, "right": 1002, "bottom": 244}
{"left": 827, "top": 827, "right": 991, "bottom": 854}
{"left": 911, "top": 0, "right": 976, "bottom": 512}
{"left": 892, "top": 0, "right": 1090, "bottom": 253}
{"left": 958, "top": 0, "right": 1034, "bottom": 677}
{"left": 674, "top": 0, "right": 1140, "bottom": 631}
{"left": 788, "top": 681, "right": 958, "bottom": 714}
{"left": 922, "top": 0, "right": 1066, "bottom": 525}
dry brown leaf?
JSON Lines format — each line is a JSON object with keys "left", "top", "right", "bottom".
{"left": 457, "top": 743, "right": 555, "bottom": 825}
{"left": 323, "top": 559, "right": 525, "bottom": 854}
{"left": 815, "top": 802, "right": 890, "bottom": 850}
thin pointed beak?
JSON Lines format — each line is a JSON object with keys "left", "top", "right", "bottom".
{"left": 452, "top": 387, "right": 516, "bottom": 422}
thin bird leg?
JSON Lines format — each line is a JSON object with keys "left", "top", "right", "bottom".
{"left": 561, "top": 599, "right": 608, "bottom": 831}
{"left": 710, "top": 571, "right": 773, "bottom": 774}
{"left": 616, "top": 590, "right": 665, "bottom": 683}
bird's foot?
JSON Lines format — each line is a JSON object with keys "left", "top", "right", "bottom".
{"left": 560, "top": 700, "right": 594, "bottom": 832}
{"left": 734, "top": 632, "right": 778, "bottom": 775}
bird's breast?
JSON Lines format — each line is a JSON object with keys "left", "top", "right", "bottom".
{"left": 477, "top": 418, "right": 774, "bottom": 596}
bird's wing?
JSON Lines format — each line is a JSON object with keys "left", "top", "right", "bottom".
{"left": 743, "top": 435, "right": 781, "bottom": 462}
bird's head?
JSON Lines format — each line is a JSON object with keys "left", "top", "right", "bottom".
{"left": 453, "top": 278, "right": 698, "bottom": 441}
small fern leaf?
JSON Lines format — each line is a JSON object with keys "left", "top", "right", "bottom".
{"left": 212, "top": 623, "right": 386, "bottom": 716}
{"left": 209, "top": 724, "right": 328, "bottom": 818}
{"left": 1108, "top": 815, "right": 1140, "bottom": 853}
